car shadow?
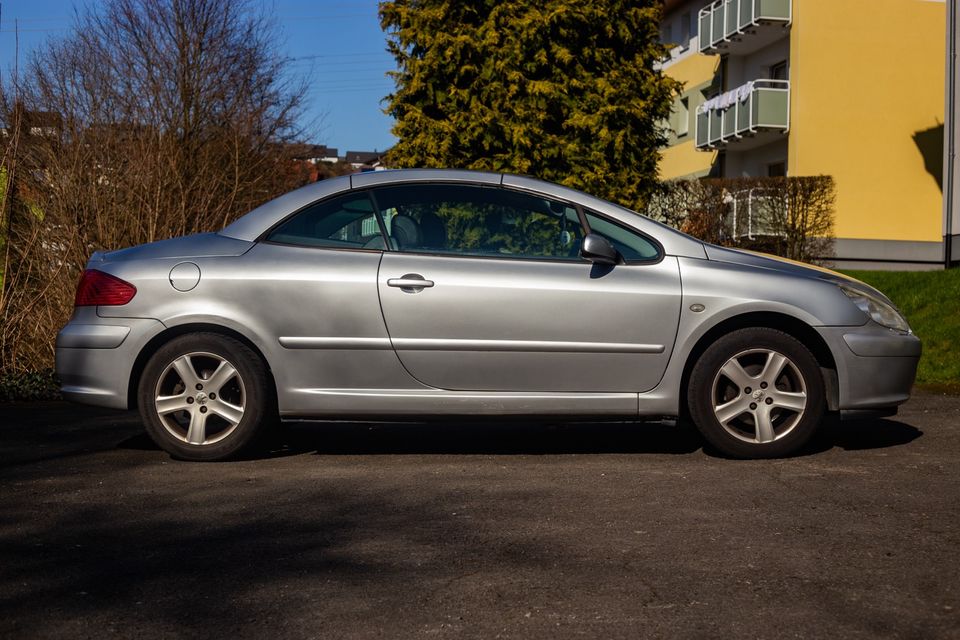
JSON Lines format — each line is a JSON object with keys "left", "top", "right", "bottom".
{"left": 117, "top": 421, "right": 707, "bottom": 457}
{"left": 118, "top": 417, "right": 923, "bottom": 460}
{"left": 113, "top": 416, "right": 926, "bottom": 460}
{"left": 2, "top": 402, "right": 921, "bottom": 468}
{"left": 264, "top": 420, "right": 705, "bottom": 458}
{"left": 698, "top": 416, "right": 923, "bottom": 459}
{"left": 110, "top": 420, "right": 704, "bottom": 457}
{"left": 803, "top": 417, "right": 923, "bottom": 454}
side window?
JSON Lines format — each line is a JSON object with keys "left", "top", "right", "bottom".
{"left": 680, "top": 11, "right": 691, "bottom": 49}
{"left": 371, "top": 184, "right": 585, "bottom": 261}
{"left": 770, "top": 60, "right": 789, "bottom": 81}
{"left": 676, "top": 97, "right": 690, "bottom": 137}
{"left": 584, "top": 211, "right": 660, "bottom": 262}
{"left": 266, "top": 194, "right": 384, "bottom": 249}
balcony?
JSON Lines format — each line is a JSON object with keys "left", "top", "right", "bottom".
{"left": 698, "top": 0, "right": 792, "bottom": 56}
{"left": 695, "top": 79, "right": 789, "bottom": 150}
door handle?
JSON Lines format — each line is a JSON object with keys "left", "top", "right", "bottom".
{"left": 387, "top": 274, "right": 434, "bottom": 292}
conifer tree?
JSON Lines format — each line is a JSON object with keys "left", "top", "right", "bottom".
{"left": 380, "top": 0, "right": 679, "bottom": 211}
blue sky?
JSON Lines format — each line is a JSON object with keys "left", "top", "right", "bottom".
{"left": 0, "top": 0, "right": 398, "bottom": 153}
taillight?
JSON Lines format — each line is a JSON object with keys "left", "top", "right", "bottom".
{"left": 74, "top": 269, "right": 137, "bottom": 307}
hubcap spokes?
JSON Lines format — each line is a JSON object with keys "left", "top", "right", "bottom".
{"left": 155, "top": 352, "right": 245, "bottom": 446}
{"left": 711, "top": 349, "right": 807, "bottom": 444}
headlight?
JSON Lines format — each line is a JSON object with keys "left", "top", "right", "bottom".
{"left": 840, "top": 286, "right": 911, "bottom": 333}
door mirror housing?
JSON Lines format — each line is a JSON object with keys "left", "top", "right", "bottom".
{"left": 580, "top": 233, "right": 621, "bottom": 265}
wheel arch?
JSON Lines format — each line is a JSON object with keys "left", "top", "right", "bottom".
{"left": 128, "top": 322, "right": 278, "bottom": 410}
{"left": 679, "top": 311, "right": 840, "bottom": 418}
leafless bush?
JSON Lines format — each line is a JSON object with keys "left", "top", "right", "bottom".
{"left": 757, "top": 176, "right": 836, "bottom": 263}
{"left": 647, "top": 179, "right": 726, "bottom": 244}
{"left": 0, "top": 0, "right": 311, "bottom": 374}
{"left": 647, "top": 176, "right": 836, "bottom": 264}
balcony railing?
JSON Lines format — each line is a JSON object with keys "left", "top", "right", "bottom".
{"left": 698, "top": 0, "right": 792, "bottom": 56}
{"left": 695, "top": 79, "right": 789, "bottom": 150}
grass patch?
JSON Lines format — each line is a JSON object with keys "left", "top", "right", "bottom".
{"left": 843, "top": 268, "right": 960, "bottom": 388}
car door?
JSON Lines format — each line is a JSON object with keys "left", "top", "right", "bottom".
{"left": 373, "top": 182, "right": 682, "bottom": 393}
{"left": 239, "top": 190, "right": 414, "bottom": 411}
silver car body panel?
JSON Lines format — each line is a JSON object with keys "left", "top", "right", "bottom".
{"left": 56, "top": 169, "right": 921, "bottom": 417}
{"left": 96, "top": 232, "right": 254, "bottom": 262}
{"left": 816, "top": 325, "right": 920, "bottom": 408}
{"left": 351, "top": 168, "right": 503, "bottom": 189}
{"left": 56, "top": 322, "right": 131, "bottom": 349}
{"left": 95, "top": 243, "right": 431, "bottom": 415}
{"left": 289, "top": 389, "right": 639, "bottom": 417}
{"left": 377, "top": 253, "right": 682, "bottom": 392}
{"left": 56, "top": 307, "right": 164, "bottom": 408}
{"left": 702, "top": 243, "right": 901, "bottom": 305}
{"left": 631, "top": 256, "right": 881, "bottom": 416}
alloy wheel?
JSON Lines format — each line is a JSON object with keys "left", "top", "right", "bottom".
{"left": 710, "top": 348, "right": 808, "bottom": 444}
{"left": 154, "top": 352, "right": 246, "bottom": 446}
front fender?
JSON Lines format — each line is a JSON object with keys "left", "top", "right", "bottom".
{"left": 636, "top": 257, "right": 866, "bottom": 416}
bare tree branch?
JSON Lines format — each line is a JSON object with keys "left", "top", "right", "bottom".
{"left": 0, "top": 0, "right": 312, "bottom": 374}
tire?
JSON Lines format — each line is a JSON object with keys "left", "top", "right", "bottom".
{"left": 138, "top": 332, "right": 275, "bottom": 461}
{"left": 687, "top": 327, "right": 826, "bottom": 459}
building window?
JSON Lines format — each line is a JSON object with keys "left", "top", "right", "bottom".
{"left": 713, "top": 152, "right": 726, "bottom": 178}
{"left": 768, "top": 161, "right": 787, "bottom": 177}
{"left": 680, "top": 12, "right": 691, "bottom": 49}
{"left": 660, "top": 23, "right": 673, "bottom": 46}
{"left": 677, "top": 97, "right": 690, "bottom": 137}
{"left": 770, "top": 60, "right": 789, "bottom": 81}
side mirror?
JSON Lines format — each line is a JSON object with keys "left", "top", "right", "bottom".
{"left": 580, "top": 233, "right": 620, "bottom": 265}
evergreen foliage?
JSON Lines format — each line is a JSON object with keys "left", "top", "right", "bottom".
{"left": 379, "top": 0, "right": 680, "bottom": 211}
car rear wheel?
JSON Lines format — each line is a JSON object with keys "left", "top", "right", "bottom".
{"left": 688, "top": 328, "right": 825, "bottom": 459}
{"left": 138, "top": 333, "right": 274, "bottom": 461}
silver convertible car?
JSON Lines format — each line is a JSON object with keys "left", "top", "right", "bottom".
{"left": 56, "top": 169, "right": 920, "bottom": 461}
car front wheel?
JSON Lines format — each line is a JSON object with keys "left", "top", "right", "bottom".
{"left": 138, "top": 332, "right": 274, "bottom": 461}
{"left": 688, "top": 327, "right": 826, "bottom": 458}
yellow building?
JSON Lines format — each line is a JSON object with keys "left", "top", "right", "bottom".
{"left": 659, "top": 0, "right": 947, "bottom": 269}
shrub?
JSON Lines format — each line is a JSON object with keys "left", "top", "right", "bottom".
{"left": 647, "top": 175, "right": 836, "bottom": 264}
{"left": 0, "top": 369, "right": 60, "bottom": 402}
{"left": 0, "top": 0, "right": 310, "bottom": 377}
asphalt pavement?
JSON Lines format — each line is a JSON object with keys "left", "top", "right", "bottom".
{"left": 1, "top": 393, "right": 958, "bottom": 639}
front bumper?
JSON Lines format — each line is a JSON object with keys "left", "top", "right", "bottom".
{"left": 816, "top": 322, "right": 921, "bottom": 411}
{"left": 55, "top": 309, "right": 164, "bottom": 409}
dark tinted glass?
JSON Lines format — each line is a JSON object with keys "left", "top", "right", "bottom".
{"left": 583, "top": 211, "right": 660, "bottom": 261}
{"left": 267, "top": 194, "right": 383, "bottom": 249}
{"left": 371, "top": 184, "right": 585, "bottom": 261}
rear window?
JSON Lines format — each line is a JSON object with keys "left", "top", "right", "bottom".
{"left": 266, "top": 194, "right": 383, "bottom": 249}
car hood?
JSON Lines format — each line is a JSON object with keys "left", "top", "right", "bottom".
{"left": 703, "top": 244, "right": 890, "bottom": 300}
{"left": 91, "top": 232, "right": 254, "bottom": 265}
